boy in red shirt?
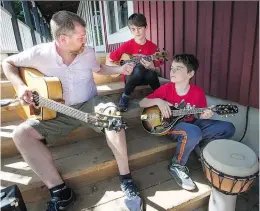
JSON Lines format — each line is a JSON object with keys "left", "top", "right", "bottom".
{"left": 106, "top": 13, "right": 161, "bottom": 112}
{"left": 139, "top": 54, "right": 235, "bottom": 191}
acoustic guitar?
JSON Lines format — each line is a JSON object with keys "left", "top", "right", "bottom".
{"left": 105, "top": 50, "right": 168, "bottom": 77}
{"left": 140, "top": 104, "right": 239, "bottom": 135}
{"left": 14, "top": 67, "right": 127, "bottom": 132}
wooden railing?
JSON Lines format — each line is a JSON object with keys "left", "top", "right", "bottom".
{"left": 0, "top": 7, "right": 18, "bottom": 53}
{"left": 17, "top": 19, "right": 34, "bottom": 50}
{"left": 34, "top": 31, "right": 41, "bottom": 44}
{"left": 0, "top": 5, "right": 50, "bottom": 54}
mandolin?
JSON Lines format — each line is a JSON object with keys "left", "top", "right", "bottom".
{"left": 141, "top": 104, "right": 239, "bottom": 135}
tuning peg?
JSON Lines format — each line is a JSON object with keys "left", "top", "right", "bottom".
{"left": 116, "top": 111, "right": 121, "bottom": 116}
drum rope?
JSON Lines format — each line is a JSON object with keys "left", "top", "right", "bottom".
{"left": 239, "top": 106, "right": 250, "bottom": 142}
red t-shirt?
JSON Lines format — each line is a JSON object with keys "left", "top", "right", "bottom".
{"left": 146, "top": 82, "right": 207, "bottom": 122}
{"left": 109, "top": 39, "right": 161, "bottom": 81}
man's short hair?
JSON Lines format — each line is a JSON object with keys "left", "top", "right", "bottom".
{"left": 50, "top": 10, "right": 86, "bottom": 40}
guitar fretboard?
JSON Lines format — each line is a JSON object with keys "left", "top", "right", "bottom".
{"left": 35, "top": 95, "right": 91, "bottom": 123}
{"left": 121, "top": 55, "right": 153, "bottom": 65}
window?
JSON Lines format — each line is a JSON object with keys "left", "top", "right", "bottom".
{"left": 117, "top": 1, "right": 128, "bottom": 29}
{"left": 107, "top": 1, "right": 116, "bottom": 34}
{"left": 89, "top": 1, "right": 104, "bottom": 48}
{"left": 104, "top": 1, "right": 133, "bottom": 44}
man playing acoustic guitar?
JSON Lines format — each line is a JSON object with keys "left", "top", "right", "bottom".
{"left": 106, "top": 13, "right": 162, "bottom": 112}
{"left": 2, "top": 11, "right": 142, "bottom": 211}
{"left": 139, "top": 54, "right": 235, "bottom": 191}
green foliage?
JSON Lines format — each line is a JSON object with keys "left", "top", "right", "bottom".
{"left": 12, "top": 0, "right": 25, "bottom": 23}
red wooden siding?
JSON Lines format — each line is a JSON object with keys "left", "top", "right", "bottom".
{"left": 103, "top": 1, "right": 259, "bottom": 108}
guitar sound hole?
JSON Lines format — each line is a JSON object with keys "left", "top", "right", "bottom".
{"left": 32, "top": 106, "right": 41, "bottom": 115}
{"left": 31, "top": 91, "right": 41, "bottom": 115}
{"left": 32, "top": 91, "right": 39, "bottom": 106}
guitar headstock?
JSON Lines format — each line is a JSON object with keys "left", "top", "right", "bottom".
{"left": 152, "top": 49, "right": 168, "bottom": 62}
{"left": 213, "top": 104, "right": 239, "bottom": 116}
{"left": 90, "top": 112, "right": 128, "bottom": 132}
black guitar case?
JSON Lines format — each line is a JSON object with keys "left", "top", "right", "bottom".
{"left": 1, "top": 185, "right": 27, "bottom": 211}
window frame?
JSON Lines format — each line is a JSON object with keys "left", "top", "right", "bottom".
{"left": 103, "top": 1, "right": 134, "bottom": 45}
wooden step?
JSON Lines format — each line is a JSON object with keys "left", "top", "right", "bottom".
{"left": 1, "top": 101, "right": 142, "bottom": 158}
{"left": 25, "top": 158, "right": 211, "bottom": 210}
{"left": 0, "top": 78, "right": 169, "bottom": 123}
{"left": 1, "top": 77, "right": 169, "bottom": 97}
{"left": 1, "top": 79, "right": 15, "bottom": 98}
{"left": 1, "top": 129, "right": 177, "bottom": 203}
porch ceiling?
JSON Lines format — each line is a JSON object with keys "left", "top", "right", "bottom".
{"left": 36, "top": 1, "right": 79, "bottom": 23}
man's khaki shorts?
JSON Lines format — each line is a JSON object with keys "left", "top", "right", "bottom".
{"left": 25, "top": 95, "right": 118, "bottom": 145}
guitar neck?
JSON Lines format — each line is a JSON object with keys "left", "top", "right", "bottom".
{"left": 122, "top": 55, "right": 153, "bottom": 65}
{"left": 172, "top": 107, "right": 209, "bottom": 116}
{"left": 37, "top": 95, "right": 91, "bottom": 123}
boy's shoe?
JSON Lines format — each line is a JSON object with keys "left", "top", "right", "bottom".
{"left": 168, "top": 159, "right": 197, "bottom": 191}
{"left": 118, "top": 95, "right": 129, "bottom": 112}
{"left": 120, "top": 179, "right": 143, "bottom": 211}
{"left": 46, "top": 189, "right": 76, "bottom": 211}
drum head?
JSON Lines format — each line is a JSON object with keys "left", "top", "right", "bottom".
{"left": 202, "top": 139, "right": 259, "bottom": 177}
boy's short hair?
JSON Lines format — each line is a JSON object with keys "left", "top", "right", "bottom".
{"left": 173, "top": 54, "right": 199, "bottom": 72}
{"left": 128, "top": 13, "right": 147, "bottom": 27}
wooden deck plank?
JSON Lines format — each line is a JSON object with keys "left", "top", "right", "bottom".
{"left": 26, "top": 158, "right": 205, "bottom": 211}
{"left": 1, "top": 129, "right": 177, "bottom": 202}
{"left": 0, "top": 100, "right": 142, "bottom": 158}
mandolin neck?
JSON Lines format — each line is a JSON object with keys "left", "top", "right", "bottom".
{"left": 171, "top": 107, "right": 210, "bottom": 116}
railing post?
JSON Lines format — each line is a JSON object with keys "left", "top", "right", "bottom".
{"left": 46, "top": 23, "right": 52, "bottom": 41}
{"left": 2, "top": 1, "right": 23, "bottom": 51}
{"left": 21, "top": 1, "right": 36, "bottom": 45}
{"left": 43, "top": 20, "right": 51, "bottom": 41}
{"left": 40, "top": 17, "right": 46, "bottom": 41}
{"left": 31, "top": 1, "right": 43, "bottom": 43}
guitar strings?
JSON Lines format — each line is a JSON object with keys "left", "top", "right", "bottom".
{"left": 31, "top": 94, "right": 106, "bottom": 123}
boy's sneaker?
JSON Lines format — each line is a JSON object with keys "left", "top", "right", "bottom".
{"left": 46, "top": 189, "right": 76, "bottom": 211}
{"left": 118, "top": 95, "right": 129, "bottom": 112}
{"left": 120, "top": 179, "right": 143, "bottom": 211}
{"left": 168, "top": 159, "right": 196, "bottom": 191}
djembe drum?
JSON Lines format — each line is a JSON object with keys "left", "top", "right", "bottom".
{"left": 200, "top": 139, "right": 259, "bottom": 211}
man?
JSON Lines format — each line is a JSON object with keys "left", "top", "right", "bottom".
{"left": 106, "top": 13, "right": 162, "bottom": 112}
{"left": 2, "top": 11, "right": 142, "bottom": 211}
